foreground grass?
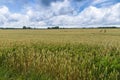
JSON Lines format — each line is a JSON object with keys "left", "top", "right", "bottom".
{"left": 0, "top": 41, "right": 120, "bottom": 80}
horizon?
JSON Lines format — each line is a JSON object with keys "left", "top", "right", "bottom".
{"left": 0, "top": 25, "right": 120, "bottom": 29}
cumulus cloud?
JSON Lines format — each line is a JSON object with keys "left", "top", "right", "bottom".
{"left": 50, "top": 0, "right": 75, "bottom": 15}
{"left": 0, "top": 6, "right": 9, "bottom": 25}
{"left": 49, "top": 2, "right": 120, "bottom": 27}
{"left": 0, "top": 0, "right": 120, "bottom": 28}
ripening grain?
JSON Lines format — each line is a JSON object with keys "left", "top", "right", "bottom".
{"left": 0, "top": 29, "right": 120, "bottom": 80}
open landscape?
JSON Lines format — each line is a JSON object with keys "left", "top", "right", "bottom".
{"left": 0, "top": 29, "right": 120, "bottom": 79}
{"left": 0, "top": 0, "right": 120, "bottom": 80}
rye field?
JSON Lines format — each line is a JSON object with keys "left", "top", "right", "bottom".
{"left": 0, "top": 29, "right": 120, "bottom": 80}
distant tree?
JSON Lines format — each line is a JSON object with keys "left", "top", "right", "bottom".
{"left": 23, "top": 26, "right": 32, "bottom": 29}
{"left": 47, "top": 27, "right": 51, "bottom": 29}
{"left": 47, "top": 26, "right": 59, "bottom": 29}
{"left": 53, "top": 26, "right": 59, "bottom": 29}
{"left": 98, "top": 26, "right": 117, "bottom": 29}
{"left": 27, "top": 27, "right": 32, "bottom": 29}
{"left": 23, "top": 26, "right": 27, "bottom": 29}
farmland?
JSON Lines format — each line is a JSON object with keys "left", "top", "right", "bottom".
{"left": 0, "top": 29, "right": 120, "bottom": 80}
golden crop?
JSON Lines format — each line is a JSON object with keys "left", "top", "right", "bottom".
{"left": 0, "top": 29, "right": 120, "bottom": 80}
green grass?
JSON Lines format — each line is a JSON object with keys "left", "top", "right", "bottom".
{"left": 0, "top": 29, "right": 120, "bottom": 80}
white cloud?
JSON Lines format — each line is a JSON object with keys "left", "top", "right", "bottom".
{"left": 0, "top": 2, "right": 120, "bottom": 28}
{"left": 0, "top": 6, "right": 9, "bottom": 15}
{"left": 0, "top": 6, "right": 9, "bottom": 25}
{"left": 50, "top": 3, "right": 120, "bottom": 27}
{"left": 51, "top": 0, "right": 74, "bottom": 15}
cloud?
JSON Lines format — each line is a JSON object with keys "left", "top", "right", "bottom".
{"left": 0, "top": 6, "right": 9, "bottom": 14}
{"left": 50, "top": 0, "right": 75, "bottom": 15}
{"left": 0, "top": 0, "right": 120, "bottom": 28}
{"left": 92, "top": 0, "right": 120, "bottom": 7}
{"left": 38, "top": 0, "right": 64, "bottom": 6}
{"left": 0, "top": 6, "right": 9, "bottom": 25}
{"left": 79, "top": 3, "right": 120, "bottom": 26}
{"left": 48, "top": 2, "right": 120, "bottom": 27}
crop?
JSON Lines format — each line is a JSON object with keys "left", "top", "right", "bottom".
{"left": 0, "top": 29, "right": 120, "bottom": 80}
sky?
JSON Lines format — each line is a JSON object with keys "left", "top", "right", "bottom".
{"left": 0, "top": 0, "right": 120, "bottom": 28}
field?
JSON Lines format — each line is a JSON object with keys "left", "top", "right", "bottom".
{"left": 0, "top": 29, "right": 120, "bottom": 80}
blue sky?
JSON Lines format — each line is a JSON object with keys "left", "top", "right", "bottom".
{"left": 0, "top": 0, "right": 120, "bottom": 28}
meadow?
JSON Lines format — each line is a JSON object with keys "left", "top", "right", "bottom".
{"left": 0, "top": 29, "right": 120, "bottom": 80}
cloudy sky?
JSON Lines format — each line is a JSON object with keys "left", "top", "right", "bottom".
{"left": 0, "top": 0, "right": 120, "bottom": 28}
